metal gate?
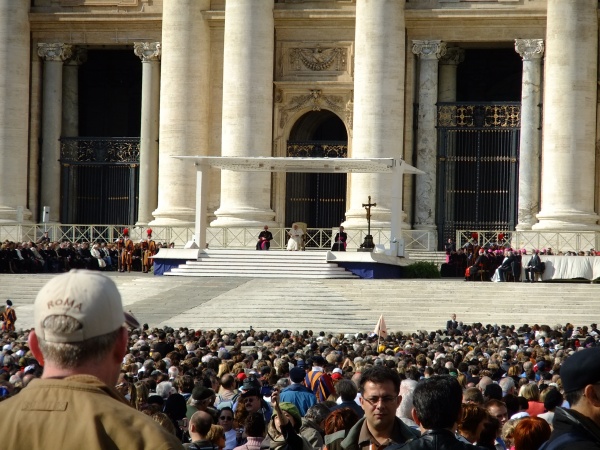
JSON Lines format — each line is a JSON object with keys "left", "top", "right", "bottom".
{"left": 436, "top": 103, "right": 521, "bottom": 248}
{"left": 285, "top": 141, "right": 347, "bottom": 230}
{"left": 60, "top": 137, "right": 140, "bottom": 225}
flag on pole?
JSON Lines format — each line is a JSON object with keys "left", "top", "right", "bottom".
{"left": 374, "top": 314, "right": 387, "bottom": 338}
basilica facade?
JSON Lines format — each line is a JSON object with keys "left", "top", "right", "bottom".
{"left": 1, "top": 0, "right": 599, "bottom": 250}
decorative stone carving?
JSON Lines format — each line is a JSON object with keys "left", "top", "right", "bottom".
{"left": 289, "top": 45, "right": 347, "bottom": 71}
{"left": 134, "top": 42, "right": 161, "bottom": 62}
{"left": 37, "top": 43, "right": 73, "bottom": 62}
{"left": 439, "top": 47, "right": 465, "bottom": 66}
{"left": 412, "top": 40, "right": 447, "bottom": 60}
{"left": 278, "top": 41, "right": 353, "bottom": 80}
{"left": 278, "top": 89, "right": 349, "bottom": 128}
{"left": 514, "top": 39, "right": 544, "bottom": 61}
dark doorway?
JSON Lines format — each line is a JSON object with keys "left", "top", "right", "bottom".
{"left": 62, "top": 48, "right": 142, "bottom": 224}
{"left": 79, "top": 48, "right": 142, "bottom": 136}
{"left": 286, "top": 111, "right": 348, "bottom": 230}
{"left": 457, "top": 48, "right": 523, "bottom": 101}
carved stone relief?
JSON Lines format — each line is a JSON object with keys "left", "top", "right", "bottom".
{"left": 278, "top": 42, "right": 353, "bottom": 80}
{"left": 277, "top": 89, "right": 353, "bottom": 131}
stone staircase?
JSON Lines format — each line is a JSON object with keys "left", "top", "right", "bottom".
{"left": 164, "top": 249, "right": 358, "bottom": 279}
{"left": 2, "top": 274, "right": 600, "bottom": 333}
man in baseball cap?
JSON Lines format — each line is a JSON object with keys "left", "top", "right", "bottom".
{"left": 0, "top": 270, "right": 183, "bottom": 449}
{"left": 544, "top": 347, "right": 600, "bottom": 449}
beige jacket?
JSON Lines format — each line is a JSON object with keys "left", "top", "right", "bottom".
{"left": 0, "top": 374, "right": 184, "bottom": 450}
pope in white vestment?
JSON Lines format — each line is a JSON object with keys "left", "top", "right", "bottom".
{"left": 286, "top": 224, "right": 304, "bottom": 251}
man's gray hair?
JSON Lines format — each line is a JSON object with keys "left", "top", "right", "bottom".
{"left": 156, "top": 381, "right": 174, "bottom": 399}
{"left": 499, "top": 376, "right": 515, "bottom": 394}
{"left": 397, "top": 379, "right": 418, "bottom": 420}
{"left": 37, "top": 315, "right": 121, "bottom": 369}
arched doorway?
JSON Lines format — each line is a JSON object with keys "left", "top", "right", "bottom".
{"left": 285, "top": 111, "right": 348, "bottom": 229}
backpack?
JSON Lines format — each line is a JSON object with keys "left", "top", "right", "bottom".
{"left": 216, "top": 392, "right": 239, "bottom": 410}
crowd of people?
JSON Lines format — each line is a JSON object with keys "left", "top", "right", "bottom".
{"left": 1, "top": 272, "right": 600, "bottom": 450}
{"left": 0, "top": 229, "right": 172, "bottom": 274}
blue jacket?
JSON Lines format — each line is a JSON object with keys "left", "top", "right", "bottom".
{"left": 280, "top": 383, "right": 317, "bottom": 416}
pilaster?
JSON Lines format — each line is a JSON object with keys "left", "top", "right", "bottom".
{"left": 38, "top": 43, "right": 73, "bottom": 223}
{"left": 515, "top": 39, "right": 544, "bottom": 230}
{"left": 134, "top": 42, "right": 161, "bottom": 226}
{"left": 412, "top": 40, "right": 446, "bottom": 232}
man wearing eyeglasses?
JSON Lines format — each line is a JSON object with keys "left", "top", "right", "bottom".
{"left": 325, "top": 366, "right": 419, "bottom": 450}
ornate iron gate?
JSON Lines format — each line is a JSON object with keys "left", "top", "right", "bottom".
{"left": 436, "top": 103, "right": 521, "bottom": 248}
{"left": 285, "top": 142, "right": 347, "bottom": 230}
{"left": 59, "top": 137, "right": 140, "bottom": 225}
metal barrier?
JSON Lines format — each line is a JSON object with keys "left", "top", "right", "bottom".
{"left": 456, "top": 229, "right": 600, "bottom": 253}
{"left": 0, "top": 224, "right": 434, "bottom": 251}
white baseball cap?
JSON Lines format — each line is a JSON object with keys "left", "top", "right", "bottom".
{"left": 34, "top": 270, "right": 139, "bottom": 343}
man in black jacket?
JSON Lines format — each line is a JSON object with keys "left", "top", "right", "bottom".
{"left": 387, "top": 375, "right": 485, "bottom": 450}
{"left": 524, "top": 249, "right": 544, "bottom": 282}
{"left": 542, "top": 347, "right": 600, "bottom": 450}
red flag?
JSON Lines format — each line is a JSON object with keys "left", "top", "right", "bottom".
{"left": 374, "top": 314, "right": 388, "bottom": 338}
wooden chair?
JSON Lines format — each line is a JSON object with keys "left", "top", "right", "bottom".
{"left": 292, "top": 222, "right": 307, "bottom": 251}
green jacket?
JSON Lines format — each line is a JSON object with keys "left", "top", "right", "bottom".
{"left": 0, "top": 374, "right": 184, "bottom": 450}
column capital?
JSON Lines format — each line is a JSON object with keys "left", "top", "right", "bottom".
{"left": 65, "top": 47, "right": 88, "bottom": 66}
{"left": 134, "top": 42, "right": 161, "bottom": 62}
{"left": 37, "top": 43, "right": 73, "bottom": 62}
{"left": 515, "top": 39, "right": 544, "bottom": 61}
{"left": 412, "top": 40, "right": 447, "bottom": 60}
{"left": 440, "top": 47, "right": 465, "bottom": 66}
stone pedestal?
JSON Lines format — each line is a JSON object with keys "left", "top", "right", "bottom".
{"left": 212, "top": 0, "right": 276, "bottom": 227}
{"left": 151, "top": 0, "right": 210, "bottom": 226}
{"left": 412, "top": 40, "right": 446, "bottom": 231}
{"left": 134, "top": 42, "right": 161, "bottom": 226}
{"left": 344, "top": 0, "right": 407, "bottom": 229}
{"left": 38, "top": 43, "right": 72, "bottom": 223}
{"left": 0, "top": 3, "right": 32, "bottom": 223}
{"left": 515, "top": 39, "right": 544, "bottom": 230}
{"left": 534, "top": 0, "right": 600, "bottom": 230}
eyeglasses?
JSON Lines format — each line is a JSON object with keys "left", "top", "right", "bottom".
{"left": 362, "top": 396, "right": 397, "bottom": 407}
{"left": 219, "top": 416, "right": 233, "bottom": 421}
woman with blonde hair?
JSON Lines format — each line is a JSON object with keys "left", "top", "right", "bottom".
{"left": 519, "top": 383, "right": 544, "bottom": 417}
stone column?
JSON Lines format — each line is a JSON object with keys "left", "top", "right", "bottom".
{"left": 212, "top": 0, "right": 276, "bottom": 226}
{"left": 62, "top": 48, "right": 87, "bottom": 138}
{"left": 438, "top": 47, "right": 464, "bottom": 103}
{"left": 412, "top": 40, "right": 446, "bottom": 231}
{"left": 534, "top": 0, "right": 600, "bottom": 230}
{"left": 515, "top": 39, "right": 544, "bottom": 230}
{"left": 38, "top": 43, "right": 72, "bottom": 223}
{"left": 150, "top": 0, "right": 210, "bottom": 226}
{"left": 134, "top": 42, "right": 161, "bottom": 226}
{"left": 0, "top": 2, "right": 31, "bottom": 222}
{"left": 344, "top": 0, "right": 406, "bottom": 229}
